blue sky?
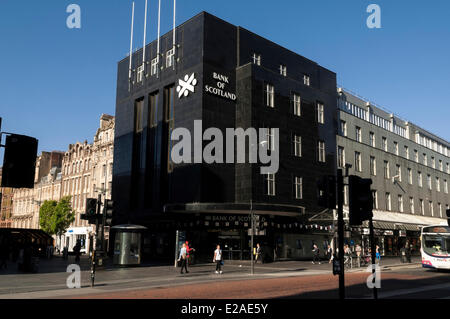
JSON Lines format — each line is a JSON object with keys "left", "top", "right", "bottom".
{"left": 1, "top": 0, "right": 449, "bottom": 158}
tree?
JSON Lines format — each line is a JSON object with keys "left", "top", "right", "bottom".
{"left": 39, "top": 196, "right": 75, "bottom": 236}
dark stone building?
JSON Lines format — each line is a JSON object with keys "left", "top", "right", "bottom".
{"left": 112, "top": 12, "right": 338, "bottom": 261}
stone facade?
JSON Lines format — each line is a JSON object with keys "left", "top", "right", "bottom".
{"left": 58, "top": 114, "right": 115, "bottom": 253}
{"left": 0, "top": 168, "right": 14, "bottom": 228}
{"left": 10, "top": 151, "right": 64, "bottom": 229}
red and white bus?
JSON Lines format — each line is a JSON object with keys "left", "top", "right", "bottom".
{"left": 421, "top": 225, "right": 450, "bottom": 270}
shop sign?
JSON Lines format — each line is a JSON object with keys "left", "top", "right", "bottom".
{"left": 363, "top": 228, "right": 370, "bottom": 235}
{"left": 399, "top": 230, "right": 407, "bottom": 237}
{"left": 384, "top": 230, "right": 394, "bottom": 236}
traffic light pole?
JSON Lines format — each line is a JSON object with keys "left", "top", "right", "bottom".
{"left": 250, "top": 200, "right": 254, "bottom": 275}
{"left": 337, "top": 169, "right": 345, "bottom": 300}
{"left": 368, "top": 216, "right": 378, "bottom": 299}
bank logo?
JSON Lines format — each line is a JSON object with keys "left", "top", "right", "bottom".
{"left": 177, "top": 73, "right": 197, "bottom": 98}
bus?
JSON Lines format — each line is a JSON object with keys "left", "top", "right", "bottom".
{"left": 421, "top": 225, "right": 450, "bottom": 270}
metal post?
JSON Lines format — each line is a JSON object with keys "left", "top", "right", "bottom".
{"left": 337, "top": 169, "right": 345, "bottom": 300}
{"left": 174, "top": 230, "right": 179, "bottom": 267}
{"left": 90, "top": 250, "right": 96, "bottom": 287}
{"left": 250, "top": 200, "right": 254, "bottom": 275}
{"left": 369, "top": 216, "right": 378, "bottom": 299}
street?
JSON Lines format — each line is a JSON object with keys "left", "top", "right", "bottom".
{"left": 1, "top": 255, "right": 449, "bottom": 299}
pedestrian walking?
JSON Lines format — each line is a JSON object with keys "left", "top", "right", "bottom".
{"left": 326, "top": 245, "right": 333, "bottom": 264}
{"left": 376, "top": 245, "right": 381, "bottom": 264}
{"left": 355, "top": 244, "right": 362, "bottom": 267}
{"left": 213, "top": 244, "right": 223, "bottom": 274}
{"left": 312, "top": 244, "right": 321, "bottom": 264}
{"left": 254, "top": 243, "right": 262, "bottom": 264}
{"left": 186, "top": 241, "right": 195, "bottom": 265}
{"left": 178, "top": 243, "right": 189, "bottom": 274}
{"left": 73, "top": 240, "right": 81, "bottom": 263}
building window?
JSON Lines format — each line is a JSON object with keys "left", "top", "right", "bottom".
{"left": 395, "top": 165, "right": 401, "bottom": 182}
{"left": 338, "top": 146, "right": 345, "bottom": 168}
{"left": 317, "top": 103, "right": 324, "bottom": 124}
{"left": 102, "top": 164, "right": 106, "bottom": 177}
{"left": 151, "top": 57, "right": 159, "bottom": 76}
{"left": 355, "top": 126, "right": 361, "bottom": 142}
{"left": 409, "top": 197, "right": 414, "bottom": 214}
{"left": 265, "top": 173, "right": 275, "bottom": 196}
{"left": 427, "top": 174, "right": 432, "bottom": 190}
{"left": 294, "top": 135, "right": 302, "bottom": 157}
{"left": 355, "top": 152, "right": 362, "bottom": 172}
{"left": 148, "top": 91, "right": 159, "bottom": 128}
{"left": 408, "top": 168, "right": 412, "bottom": 185}
{"left": 166, "top": 47, "right": 175, "bottom": 68}
{"left": 266, "top": 128, "right": 276, "bottom": 151}
{"left": 252, "top": 53, "right": 261, "bottom": 66}
{"left": 438, "top": 203, "right": 442, "bottom": 218}
{"left": 372, "top": 190, "right": 378, "bottom": 209}
{"left": 303, "top": 74, "right": 310, "bottom": 86}
{"left": 447, "top": 163, "right": 449, "bottom": 174}
{"left": 294, "top": 176, "right": 303, "bottom": 199}
{"left": 445, "top": 180, "right": 448, "bottom": 194}
{"left": 429, "top": 201, "right": 434, "bottom": 216}
{"left": 439, "top": 160, "right": 443, "bottom": 171}
{"left": 404, "top": 145, "right": 409, "bottom": 159}
{"left": 394, "top": 142, "right": 399, "bottom": 155}
{"left": 382, "top": 137, "right": 387, "bottom": 151}
{"left": 265, "top": 84, "right": 275, "bottom": 108}
{"left": 137, "top": 65, "right": 144, "bottom": 83}
{"left": 384, "top": 161, "right": 390, "bottom": 179}
{"left": 418, "top": 171, "right": 423, "bottom": 187}
{"left": 340, "top": 120, "right": 347, "bottom": 136}
{"left": 423, "top": 153, "right": 427, "bottom": 166}
{"left": 279, "top": 64, "right": 287, "bottom": 76}
{"left": 386, "top": 193, "right": 391, "bottom": 211}
{"left": 436, "top": 177, "right": 440, "bottom": 192}
{"left": 369, "top": 132, "right": 375, "bottom": 147}
{"left": 414, "top": 150, "right": 419, "bottom": 163}
{"left": 431, "top": 156, "right": 435, "bottom": 169}
{"left": 293, "top": 93, "right": 301, "bottom": 116}
{"left": 318, "top": 141, "right": 326, "bottom": 163}
{"left": 370, "top": 156, "right": 376, "bottom": 176}
{"left": 398, "top": 195, "right": 404, "bottom": 213}
{"left": 134, "top": 99, "right": 144, "bottom": 133}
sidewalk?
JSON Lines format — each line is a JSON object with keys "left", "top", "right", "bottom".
{"left": 0, "top": 255, "right": 421, "bottom": 298}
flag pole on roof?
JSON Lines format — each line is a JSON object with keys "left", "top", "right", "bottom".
{"left": 172, "top": 0, "right": 176, "bottom": 70}
{"left": 156, "top": 0, "right": 161, "bottom": 78}
{"left": 142, "top": 0, "right": 148, "bottom": 75}
{"left": 128, "top": 1, "right": 135, "bottom": 91}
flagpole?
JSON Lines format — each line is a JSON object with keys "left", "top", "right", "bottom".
{"left": 157, "top": 0, "right": 161, "bottom": 78}
{"left": 142, "top": 0, "right": 148, "bottom": 72}
{"left": 173, "top": 0, "right": 176, "bottom": 70}
{"left": 128, "top": 1, "right": 135, "bottom": 91}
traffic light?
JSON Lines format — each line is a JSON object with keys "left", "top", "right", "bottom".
{"left": 81, "top": 198, "right": 98, "bottom": 224}
{"left": 85, "top": 198, "right": 98, "bottom": 216}
{"left": 104, "top": 200, "right": 114, "bottom": 226}
{"left": 348, "top": 175, "right": 373, "bottom": 226}
{"left": 317, "top": 175, "right": 337, "bottom": 209}
{"left": 446, "top": 209, "right": 450, "bottom": 227}
{"left": 1, "top": 134, "right": 38, "bottom": 188}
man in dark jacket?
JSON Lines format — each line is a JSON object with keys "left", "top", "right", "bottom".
{"left": 312, "top": 244, "right": 321, "bottom": 264}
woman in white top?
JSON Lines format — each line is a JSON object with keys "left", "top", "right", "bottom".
{"left": 213, "top": 245, "right": 223, "bottom": 274}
